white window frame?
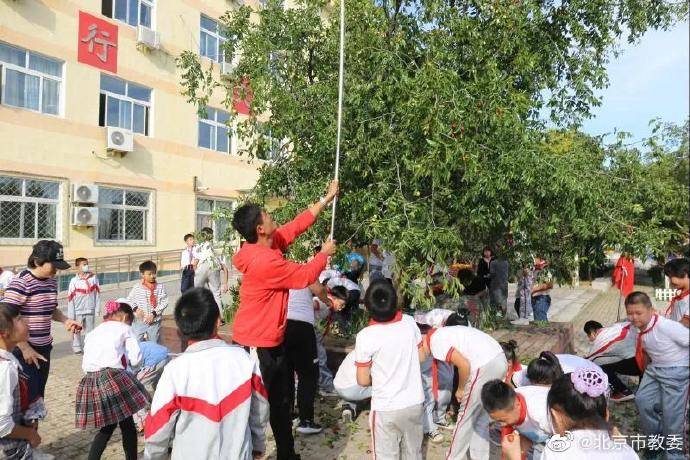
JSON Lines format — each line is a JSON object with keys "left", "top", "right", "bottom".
{"left": 200, "top": 16, "right": 228, "bottom": 63}
{"left": 99, "top": 75, "right": 152, "bottom": 136}
{"left": 0, "top": 44, "right": 64, "bottom": 117}
{"left": 96, "top": 186, "right": 153, "bottom": 244}
{"left": 195, "top": 197, "right": 236, "bottom": 242}
{"left": 106, "top": 0, "right": 156, "bottom": 29}
{"left": 0, "top": 175, "right": 63, "bottom": 244}
{"left": 198, "top": 107, "right": 231, "bottom": 154}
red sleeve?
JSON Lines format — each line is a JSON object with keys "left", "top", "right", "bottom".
{"left": 272, "top": 211, "right": 316, "bottom": 252}
{"left": 258, "top": 252, "right": 328, "bottom": 290}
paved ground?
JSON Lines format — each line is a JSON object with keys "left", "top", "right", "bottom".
{"left": 35, "top": 281, "right": 653, "bottom": 459}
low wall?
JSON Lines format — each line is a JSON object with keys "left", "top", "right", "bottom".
{"left": 160, "top": 317, "right": 574, "bottom": 370}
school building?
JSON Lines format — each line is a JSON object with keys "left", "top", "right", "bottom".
{"left": 0, "top": 0, "right": 264, "bottom": 268}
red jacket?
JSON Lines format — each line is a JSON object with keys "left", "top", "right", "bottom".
{"left": 232, "top": 210, "right": 328, "bottom": 347}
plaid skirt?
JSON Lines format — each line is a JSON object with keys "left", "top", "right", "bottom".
{"left": 75, "top": 368, "right": 150, "bottom": 429}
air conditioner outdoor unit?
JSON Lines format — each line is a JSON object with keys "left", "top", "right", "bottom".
{"left": 72, "top": 207, "right": 99, "bottom": 227}
{"left": 107, "top": 127, "right": 134, "bottom": 154}
{"left": 72, "top": 183, "right": 99, "bottom": 204}
{"left": 136, "top": 25, "right": 160, "bottom": 50}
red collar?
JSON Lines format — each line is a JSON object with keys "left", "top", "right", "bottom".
{"left": 368, "top": 310, "right": 402, "bottom": 326}
{"left": 666, "top": 289, "right": 690, "bottom": 315}
{"left": 425, "top": 327, "right": 437, "bottom": 349}
{"left": 514, "top": 393, "right": 528, "bottom": 427}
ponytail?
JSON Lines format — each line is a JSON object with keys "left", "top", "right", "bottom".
{"left": 527, "top": 351, "right": 563, "bottom": 385}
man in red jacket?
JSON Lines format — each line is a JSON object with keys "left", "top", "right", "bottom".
{"left": 231, "top": 180, "right": 338, "bottom": 460}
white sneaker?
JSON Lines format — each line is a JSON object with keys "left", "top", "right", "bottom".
{"left": 341, "top": 408, "right": 353, "bottom": 424}
{"left": 510, "top": 318, "right": 530, "bottom": 326}
{"left": 426, "top": 430, "right": 444, "bottom": 444}
{"left": 319, "top": 388, "right": 337, "bottom": 397}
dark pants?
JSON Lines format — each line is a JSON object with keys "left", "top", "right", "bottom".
{"left": 13, "top": 343, "right": 52, "bottom": 401}
{"left": 180, "top": 266, "right": 195, "bottom": 293}
{"left": 600, "top": 357, "right": 642, "bottom": 393}
{"left": 257, "top": 344, "right": 297, "bottom": 460}
{"left": 284, "top": 320, "right": 318, "bottom": 422}
{"left": 88, "top": 416, "right": 137, "bottom": 460}
{"left": 533, "top": 295, "right": 551, "bottom": 321}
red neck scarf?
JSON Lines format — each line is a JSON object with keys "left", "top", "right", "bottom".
{"left": 142, "top": 280, "right": 157, "bottom": 309}
{"left": 500, "top": 394, "right": 528, "bottom": 460}
{"left": 635, "top": 314, "right": 658, "bottom": 372}
{"left": 665, "top": 289, "right": 689, "bottom": 317}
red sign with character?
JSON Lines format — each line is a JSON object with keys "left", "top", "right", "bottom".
{"left": 78, "top": 11, "right": 118, "bottom": 73}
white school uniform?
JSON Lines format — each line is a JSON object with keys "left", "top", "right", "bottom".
{"left": 511, "top": 386, "right": 553, "bottom": 444}
{"left": 542, "top": 430, "right": 638, "bottom": 459}
{"left": 334, "top": 351, "right": 371, "bottom": 402}
{"left": 585, "top": 322, "right": 636, "bottom": 366}
{"left": 414, "top": 308, "right": 455, "bottom": 328}
{"left": 512, "top": 354, "right": 602, "bottom": 387}
{"left": 355, "top": 312, "right": 424, "bottom": 459}
{"left": 430, "top": 326, "right": 508, "bottom": 459}
{"left": 82, "top": 321, "right": 142, "bottom": 372}
{"left": 633, "top": 314, "right": 689, "bottom": 368}
{"left": 664, "top": 290, "right": 689, "bottom": 325}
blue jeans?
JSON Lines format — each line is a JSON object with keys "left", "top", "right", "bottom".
{"left": 532, "top": 295, "right": 551, "bottom": 321}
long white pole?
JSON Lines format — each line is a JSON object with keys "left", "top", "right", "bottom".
{"left": 329, "top": 0, "right": 345, "bottom": 240}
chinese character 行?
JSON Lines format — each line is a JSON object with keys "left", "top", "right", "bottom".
{"left": 81, "top": 24, "right": 117, "bottom": 63}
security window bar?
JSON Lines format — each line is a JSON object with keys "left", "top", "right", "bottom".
{"left": 97, "top": 187, "right": 151, "bottom": 241}
{"left": 102, "top": 0, "right": 154, "bottom": 28}
{"left": 0, "top": 175, "right": 60, "bottom": 240}
{"left": 98, "top": 74, "right": 151, "bottom": 135}
{"left": 0, "top": 42, "right": 63, "bottom": 115}
{"left": 198, "top": 107, "right": 231, "bottom": 153}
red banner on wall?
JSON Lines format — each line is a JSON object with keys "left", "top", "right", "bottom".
{"left": 78, "top": 11, "right": 118, "bottom": 73}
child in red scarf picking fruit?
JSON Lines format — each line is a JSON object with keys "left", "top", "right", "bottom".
{"left": 127, "top": 261, "right": 169, "bottom": 343}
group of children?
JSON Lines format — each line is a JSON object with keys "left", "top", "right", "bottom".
{"left": 0, "top": 251, "right": 688, "bottom": 459}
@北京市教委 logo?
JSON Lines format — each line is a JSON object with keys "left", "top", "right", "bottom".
{"left": 546, "top": 431, "right": 574, "bottom": 452}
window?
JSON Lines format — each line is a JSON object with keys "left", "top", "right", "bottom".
{"left": 102, "top": 0, "right": 154, "bottom": 28}
{"left": 200, "top": 16, "right": 228, "bottom": 63}
{"left": 196, "top": 198, "right": 235, "bottom": 241}
{"left": 0, "top": 175, "right": 60, "bottom": 240}
{"left": 198, "top": 107, "right": 231, "bottom": 153}
{"left": 0, "top": 43, "right": 63, "bottom": 115}
{"left": 99, "top": 74, "right": 151, "bottom": 135}
{"left": 97, "top": 187, "right": 151, "bottom": 242}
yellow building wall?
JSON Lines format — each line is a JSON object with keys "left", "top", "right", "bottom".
{"left": 0, "top": 0, "right": 262, "bottom": 266}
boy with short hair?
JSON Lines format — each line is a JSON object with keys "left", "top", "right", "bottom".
{"left": 127, "top": 261, "right": 168, "bottom": 343}
{"left": 662, "top": 257, "right": 689, "bottom": 327}
{"left": 179, "top": 233, "right": 196, "bottom": 293}
{"left": 355, "top": 280, "right": 425, "bottom": 459}
{"left": 67, "top": 257, "right": 100, "bottom": 354}
{"left": 583, "top": 320, "right": 639, "bottom": 402}
{"left": 626, "top": 291, "right": 689, "bottom": 458}
{"left": 144, "top": 288, "right": 268, "bottom": 459}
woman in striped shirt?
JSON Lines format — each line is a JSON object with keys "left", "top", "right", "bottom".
{"left": 2, "top": 240, "right": 80, "bottom": 403}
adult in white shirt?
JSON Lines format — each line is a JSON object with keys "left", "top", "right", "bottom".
{"left": 368, "top": 240, "right": 385, "bottom": 282}
{"left": 192, "top": 227, "right": 229, "bottom": 314}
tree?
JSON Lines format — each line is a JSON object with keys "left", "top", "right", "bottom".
{"left": 177, "top": 0, "right": 688, "bottom": 302}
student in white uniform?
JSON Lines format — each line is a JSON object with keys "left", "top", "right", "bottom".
{"left": 512, "top": 352, "right": 601, "bottom": 388}
{"left": 425, "top": 324, "right": 508, "bottom": 459}
{"left": 355, "top": 280, "right": 425, "bottom": 459}
{"left": 481, "top": 380, "right": 553, "bottom": 460}
{"left": 583, "top": 320, "right": 639, "bottom": 401}
{"left": 662, "top": 258, "right": 689, "bottom": 327}
{"left": 333, "top": 350, "right": 371, "bottom": 423}
{"left": 502, "top": 367, "right": 637, "bottom": 459}
{"left": 627, "top": 291, "right": 689, "bottom": 459}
